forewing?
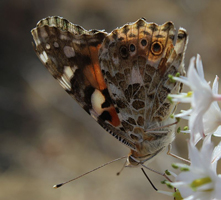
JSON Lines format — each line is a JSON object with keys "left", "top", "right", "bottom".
{"left": 31, "top": 16, "right": 137, "bottom": 151}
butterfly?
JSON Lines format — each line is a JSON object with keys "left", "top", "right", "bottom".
{"left": 31, "top": 16, "right": 188, "bottom": 169}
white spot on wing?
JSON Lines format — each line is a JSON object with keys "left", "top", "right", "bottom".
{"left": 91, "top": 89, "right": 105, "bottom": 116}
{"left": 46, "top": 43, "right": 50, "bottom": 49}
{"left": 60, "top": 34, "right": 70, "bottom": 40}
{"left": 39, "top": 51, "right": 48, "bottom": 63}
{"left": 40, "top": 28, "right": 48, "bottom": 38}
{"left": 112, "top": 56, "right": 119, "bottom": 65}
{"left": 35, "top": 37, "right": 41, "bottom": 46}
{"left": 72, "top": 39, "right": 82, "bottom": 45}
{"left": 64, "top": 66, "right": 74, "bottom": 79}
{"left": 54, "top": 42, "right": 59, "bottom": 48}
{"left": 63, "top": 46, "right": 75, "bottom": 58}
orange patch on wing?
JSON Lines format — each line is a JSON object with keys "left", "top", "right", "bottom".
{"left": 89, "top": 46, "right": 107, "bottom": 90}
{"left": 107, "top": 106, "right": 121, "bottom": 127}
{"left": 83, "top": 45, "right": 107, "bottom": 90}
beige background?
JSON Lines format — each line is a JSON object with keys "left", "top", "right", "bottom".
{"left": 1, "top": 0, "right": 221, "bottom": 200}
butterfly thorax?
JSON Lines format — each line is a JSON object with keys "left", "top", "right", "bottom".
{"left": 125, "top": 119, "right": 176, "bottom": 166}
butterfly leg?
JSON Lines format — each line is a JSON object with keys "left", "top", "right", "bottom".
{"left": 167, "top": 144, "right": 190, "bottom": 164}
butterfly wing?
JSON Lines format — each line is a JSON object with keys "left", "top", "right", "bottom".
{"left": 31, "top": 16, "right": 137, "bottom": 151}
{"left": 99, "top": 19, "right": 188, "bottom": 151}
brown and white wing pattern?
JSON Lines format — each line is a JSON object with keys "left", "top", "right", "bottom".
{"left": 99, "top": 19, "right": 188, "bottom": 161}
{"left": 31, "top": 17, "right": 188, "bottom": 165}
{"left": 31, "top": 16, "right": 137, "bottom": 151}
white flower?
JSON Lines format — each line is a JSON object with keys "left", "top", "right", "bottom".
{"left": 189, "top": 76, "right": 221, "bottom": 144}
{"left": 169, "top": 55, "right": 221, "bottom": 144}
{"left": 203, "top": 76, "right": 221, "bottom": 137}
{"left": 169, "top": 92, "right": 192, "bottom": 104}
{"left": 168, "top": 139, "right": 221, "bottom": 200}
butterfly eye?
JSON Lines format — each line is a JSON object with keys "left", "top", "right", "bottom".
{"left": 150, "top": 41, "right": 163, "bottom": 56}
{"left": 129, "top": 44, "right": 136, "bottom": 52}
{"left": 128, "top": 155, "right": 139, "bottom": 166}
{"left": 119, "top": 45, "right": 129, "bottom": 59}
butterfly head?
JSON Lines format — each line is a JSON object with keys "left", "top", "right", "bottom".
{"left": 126, "top": 147, "right": 165, "bottom": 167}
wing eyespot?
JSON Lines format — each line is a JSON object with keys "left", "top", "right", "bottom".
{"left": 141, "top": 39, "right": 147, "bottom": 47}
{"left": 129, "top": 44, "right": 136, "bottom": 52}
{"left": 119, "top": 45, "right": 129, "bottom": 59}
{"left": 150, "top": 41, "right": 163, "bottom": 56}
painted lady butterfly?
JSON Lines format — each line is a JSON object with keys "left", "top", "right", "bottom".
{"left": 31, "top": 16, "right": 188, "bottom": 169}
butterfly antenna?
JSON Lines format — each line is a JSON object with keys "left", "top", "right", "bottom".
{"left": 116, "top": 159, "right": 127, "bottom": 176}
{"left": 53, "top": 156, "right": 127, "bottom": 189}
{"left": 141, "top": 168, "right": 158, "bottom": 191}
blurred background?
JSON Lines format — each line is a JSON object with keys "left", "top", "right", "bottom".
{"left": 1, "top": 0, "right": 221, "bottom": 200}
